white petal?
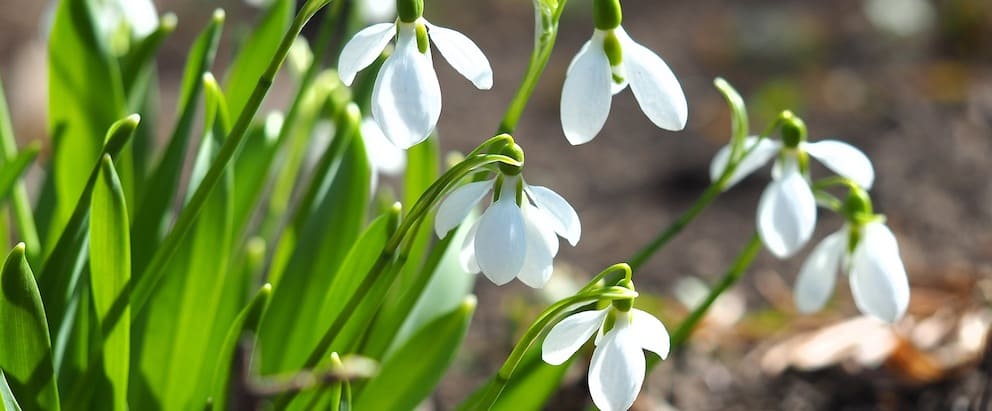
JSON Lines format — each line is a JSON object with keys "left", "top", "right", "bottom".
{"left": 708, "top": 137, "right": 782, "bottom": 189}
{"left": 434, "top": 180, "right": 494, "bottom": 238}
{"left": 560, "top": 32, "right": 612, "bottom": 145}
{"left": 357, "top": 0, "right": 396, "bottom": 23}
{"left": 425, "top": 21, "right": 493, "bottom": 89}
{"left": 804, "top": 140, "right": 875, "bottom": 189}
{"left": 541, "top": 308, "right": 609, "bottom": 365}
{"left": 794, "top": 230, "right": 847, "bottom": 313}
{"left": 757, "top": 161, "right": 817, "bottom": 258}
{"left": 361, "top": 118, "right": 406, "bottom": 175}
{"left": 337, "top": 23, "right": 395, "bottom": 86}
{"left": 517, "top": 204, "right": 559, "bottom": 288}
{"left": 371, "top": 23, "right": 441, "bottom": 149}
{"left": 615, "top": 27, "right": 688, "bottom": 131}
{"left": 119, "top": 0, "right": 158, "bottom": 38}
{"left": 526, "top": 185, "right": 581, "bottom": 246}
{"left": 630, "top": 309, "right": 670, "bottom": 360}
{"left": 589, "top": 321, "right": 644, "bottom": 411}
{"left": 850, "top": 223, "right": 910, "bottom": 323}
{"left": 474, "top": 199, "right": 526, "bottom": 285}
{"left": 459, "top": 222, "right": 480, "bottom": 273}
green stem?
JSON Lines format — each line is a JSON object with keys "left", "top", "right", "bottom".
{"left": 667, "top": 232, "right": 762, "bottom": 350}
{"left": 496, "top": 1, "right": 568, "bottom": 134}
{"left": 130, "top": 0, "right": 331, "bottom": 316}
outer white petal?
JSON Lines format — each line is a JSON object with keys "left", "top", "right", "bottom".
{"left": 119, "top": 0, "right": 158, "bottom": 38}
{"left": 371, "top": 23, "right": 441, "bottom": 148}
{"left": 804, "top": 140, "right": 875, "bottom": 189}
{"left": 589, "top": 320, "right": 644, "bottom": 411}
{"left": 517, "top": 204, "right": 559, "bottom": 288}
{"left": 615, "top": 27, "right": 688, "bottom": 131}
{"left": 794, "top": 230, "right": 847, "bottom": 313}
{"left": 561, "top": 31, "right": 612, "bottom": 145}
{"left": 425, "top": 21, "right": 493, "bottom": 89}
{"left": 526, "top": 185, "right": 581, "bottom": 246}
{"left": 630, "top": 309, "right": 670, "bottom": 360}
{"left": 361, "top": 118, "right": 406, "bottom": 175}
{"left": 757, "top": 160, "right": 817, "bottom": 258}
{"left": 337, "top": 23, "right": 395, "bottom": 86}
{"left": 849, "top": 223, "right": 910, "bottom": 323}
{"left": 474, "top": 199, "right": 526, "bottom": 285}
{"left": 708, "top": 137, "right": 782, "bottom": 189}
{"left": 357, "top": 0, "right": 396, "bottom": 23}
{"left": 434, "top": 180, "right": 494, "bottom": 238}
{"left": 541, "top": 309, "right": 609, "bottom": 365}
{"left": 459, "top": 221, "right": 480, "bottom": 273}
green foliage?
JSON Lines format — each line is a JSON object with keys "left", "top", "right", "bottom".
{"left": 0, "top": 371, "right": 23, "bottom": 411}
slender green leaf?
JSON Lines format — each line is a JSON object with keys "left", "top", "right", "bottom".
{"left": 88, "top": 155, "right": 130, "bottom": 411}
{"left": 0, "top": 145, "right": 40, "bottom": 204}
{"left": 0, "top": 76, "right": 39, "bottom": 264}
{"left": 259, "top": 104, "right": 371, "bottom": 373}
{"left": 37, "top": 114, "right": 138, "bottom": 375}
{"left": 224, "top": 0, "right": 293, "bottom": 116}
{"left": 490, "top": 347, "right": 571, "bottom": 411}
{"left": 354, "top": 296, "right": 476, "bottom": 411}
{"left": 132, "top": 10, "right": 225, "bottom": 276}
{"left": 230, "top": 112, "right": 281, "bottom": 236}
{"left": 209, "top": 283, "right": 272, "bottom": 411}
{"left": 47, "top": 0, "right": 127, "bottom": 251}
{"left": 0, "top": 371, "right": 23, "bottom": 411}
{"left": 0, "top": 244, "right": 60, "bottom": 411}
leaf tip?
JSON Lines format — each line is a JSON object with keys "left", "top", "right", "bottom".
{"left": 161, "top": 13, "right": 179, "bottom": 31}
{"left": 212, "top": 8, "right": 226, "bottom": 23}
{"left": 460, "top": 295, "right": 478, "bottom": 313}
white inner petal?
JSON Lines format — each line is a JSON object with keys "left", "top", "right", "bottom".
{"left": 757, "top": 159, "right": 817, "bottom": 258}
{"left": 474, "top": 198, "right": 526, "bottom": 285}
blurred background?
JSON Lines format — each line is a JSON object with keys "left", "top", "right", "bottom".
{"left": 2, "top": 0, "right": 991, "bottom": 409}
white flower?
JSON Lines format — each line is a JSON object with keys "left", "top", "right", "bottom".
{"left": 542, "top": 307, "right": 670, "bottom": 411}
{"left": 434, "top": 174, "right": 579, "bottom": 288}
{"left": 360, "top": 118, "right": 406, "bottom": 192}
{"left": 709, "top": 137, "right": 875, "bottom": 258}
{"left": 42, "top": 0, "right": 158, "bottom": 43}
{"left": 338, "top": 18, "right": 493, "bottom": 148}
{"left": 561, "top": 27, "right": 687, "bottom": 145}
{"left": 356, "top": 0, "right": 396, "bottom": 23}
{"left": 794, "top": 221, "right": 910, "bottom": 323}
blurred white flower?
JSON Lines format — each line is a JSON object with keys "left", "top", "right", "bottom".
{"left": 42, "top": 0, "right": 158, "bottom": 44}
{"left": 361, "top": 117, "right": 406, "bottom": 192}
{"left": 542, "top": 307, "right": 670, "bottom": 411}
{"left": 356, "top": 0, "right": 396, "bottom": 23}
{"left": 338, "top": 18, "right": 493, "bottom": 148}
{"left": 434, "top": 174, "right": 579, "bottom": 287}
{"left": 794, "top": 221, "right": 910, "bottom": 323}
{"left": 561, "top": 27, "right": 687, "bottom": 145}
{"left": 709, "top": 137, "right": 874, "bottom": 258}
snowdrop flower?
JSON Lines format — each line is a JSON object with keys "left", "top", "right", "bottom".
{"left": 42, "top": 0, "right": 159, "bottom": 46}
{"left": 361, "top": 118, "right": 406, "bottom": 191}
{"left": 542, "top": 304, "right": 670, "bottom": 411}
{"left": 560, "top": 0, "right": 687, "bottom": 145}
{"left": 434, "top": 173, "right": 579, "bottom": 288}
{"left": 709, "top": 114, "right": 874, "bottom": 258}
{"left": 338, "top": 0, "right": 493, "bottom": 148}
{"left": 794, "top": 191, "right": 909, "bottom": 323}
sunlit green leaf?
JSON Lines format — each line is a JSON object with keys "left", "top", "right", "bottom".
{"left": 0, "top": 371, "right": 23, "bottom": 411}
{"left": 0, "top": 76, "right": 39, "bottom": 264}
{"left": 224, "top": 0, "right": 293, "bottom": 116}
{"left": 208, "top": 283, "right": 272, "bottom": 411}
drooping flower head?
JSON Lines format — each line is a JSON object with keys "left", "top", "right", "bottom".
{"left": 709, "top": 112, "right": 875, "bottom": 258}
{"left": 794, "top": 188, "right": 910, "bottom": 323}
{"left": 434, "top": 143, "right": 580, "bottom": 288}
{"left": 542, "top": 287, "right": 670, "bottom": 411}
{"left": 560, "top": 0, "right": 688, "bottom": 145}
{"left": 338, "top": 0, "right": 493, "bottom": 148}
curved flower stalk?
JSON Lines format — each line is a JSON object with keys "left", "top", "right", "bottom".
{"left": 542, "top": 292, "right": 670, "bottom": 411}
{"left": 709, "top": 113, "right": 875, "bottom": 258}
{"left": 794, "top": 189, "right": 910, "bottom": 323}
{"left": 338, "top": 0, "right": 493, "bottom": 148}
{"left": 560, "top": 0, "right": 687, "bottom": 145}
{"left": 433, "top": 163, "right": 580, "bottom": 288}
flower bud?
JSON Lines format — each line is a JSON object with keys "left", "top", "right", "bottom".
{"left": 498, "top": 142, "right": 525, "bottom": 176}
{"left": 396, "top": 0, "right": 423, "bottom": 23}
{"left": 780, "top": 111, "right": 807, "bottom": 148}
{"left": 593, "top": 0, "right": 623, "bottom": 30}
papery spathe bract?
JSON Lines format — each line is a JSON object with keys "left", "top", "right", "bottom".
{"left": 709, "top": 135, "right": 874, "bottom": 258}
{"left": 434, "top": 174, "right": 579, "bottom": 288}
{"left": 338, "top": 17, "right": 493, "bottom": 148}
{"left": 794, "top": 221, "right": 910, "bottom": 323}
{"left": 542, "top": 307, "right": 670, "bottom": 411}
{"left": 560, "top": 27, "right": 687, "bottom": 145}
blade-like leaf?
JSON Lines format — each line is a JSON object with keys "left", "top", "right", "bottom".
{"left": 0, "top": 76, "right": 39, "bottom": 264}
{"left": 209, "top": 283, "right": 272, "bottom": 411}
{"left": 354, "top": 296, "right": 476, "bottom": 411}
{"left": 224, "top": 0, "right": 293, "bottom": 116}
{"left": 88, "top": 155, "right": 131, "bottom": 411}
{"left": 490, "top": 346, "right": 571, "bottom": 411}
{"left": 47, "top": 0, "right": 127, "bottom": 250}
{"left": 0, "top": 144, "right": 40, "bottom": 205}
{"left": 132, "top": 10, "right": 225, "bottom": 276}
{"left": 0, "top": 244, "right": 60, "bottom": 411}
{"left": 0, "top": 371, "right": 23, "bottom": 411}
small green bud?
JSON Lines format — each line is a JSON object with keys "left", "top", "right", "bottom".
{"left": 843, "top": 187, "right": 874, "bottom": 223}
{"left": 415, "top": 23, "right": 429, "bottom": 54}
{"left": 593, "top": 0, "right": 623, "bottom": 30}
{"left": 397, "top": 0, "right": 423, "bottom": 22}
{"left": 780, "top": 111, "right": 807, "bottom": 148}
{"left": 498, "top": 142, "right": 525, "bottom": 176}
